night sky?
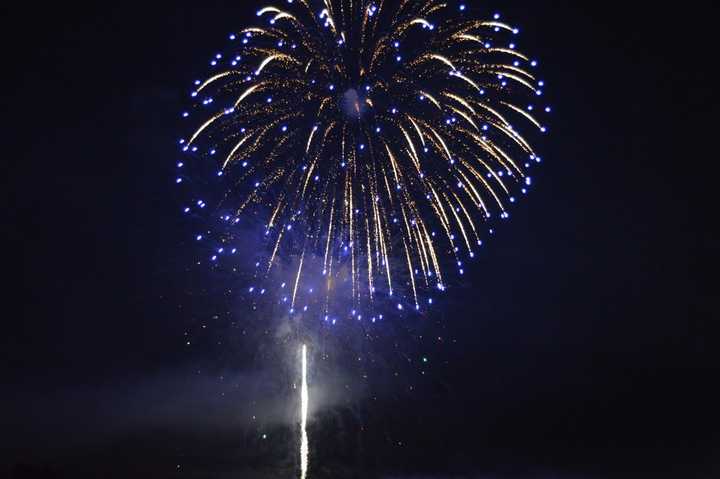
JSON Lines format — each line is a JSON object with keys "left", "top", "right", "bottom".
{"left": 4, "top": 1, "right": 719, "bottom": 478}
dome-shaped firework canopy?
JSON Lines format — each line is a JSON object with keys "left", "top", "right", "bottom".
{"left": 176, "top": 0, "right": 550, "bottom": 322}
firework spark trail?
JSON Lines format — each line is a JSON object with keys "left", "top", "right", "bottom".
{"left": 300, "top": 343, "right": 309, "bottom": 479}
{"left": 178, "top": 1, "right": 550, "bottom": 319}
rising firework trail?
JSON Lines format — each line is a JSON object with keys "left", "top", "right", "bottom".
{"left": 176, "top": 0, "right": 550, "bottom": 321}
{"left": 300, "top": 343, "right": 309, "bottom": 479}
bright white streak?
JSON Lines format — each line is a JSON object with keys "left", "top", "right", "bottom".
{"left": 300, "top": 344, "right": 309, "bottom": 479}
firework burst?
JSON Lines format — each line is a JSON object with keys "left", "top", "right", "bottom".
{"left": 177, "top": 0, "right": 550, "bottom": 321}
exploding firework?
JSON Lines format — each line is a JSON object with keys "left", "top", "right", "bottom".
{"left": 177, "top": 0, "right": 550, "bottom": 320}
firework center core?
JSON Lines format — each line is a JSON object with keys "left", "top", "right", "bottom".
{"left": 340, "top": 88, "right": 366, "bottom": 119}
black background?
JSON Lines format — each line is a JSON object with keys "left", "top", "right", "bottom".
{"left": 3, "top": 1, "right": 718, "bottom": 478}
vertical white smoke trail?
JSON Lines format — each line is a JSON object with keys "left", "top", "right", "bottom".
{"left": 300, "top": 343, "right": 309, "bottom": 479}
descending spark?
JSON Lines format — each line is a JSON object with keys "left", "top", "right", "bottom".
{"left": 299, "top": 344, "right": 309, "bottom": 479}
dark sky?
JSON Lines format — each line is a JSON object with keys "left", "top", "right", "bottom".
{"left": 3, "top": 1, "right": 718, "bottom": 478}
